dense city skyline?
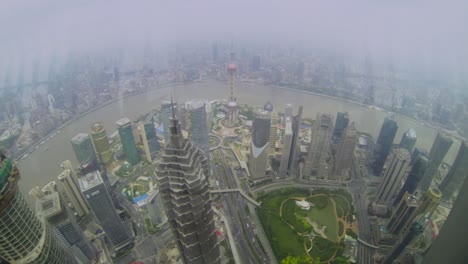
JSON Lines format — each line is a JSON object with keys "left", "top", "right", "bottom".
{"left": 2, "top": 1, "right": 468, "bottom": 263}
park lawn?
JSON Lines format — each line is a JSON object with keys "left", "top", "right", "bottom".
{"left": 258, "top": 209, "right": 307, "bottom": 262}
{"left": 257, "top": 188, "right": 353, "bottom": 262}
{"left": 282, "top": 199, "right": 313, "bottom": 234}
{"left": 310, "top": 236, "right": 339, "bottom": 261}
{"left": 304, "top": 196, "right": 339, "bottom": 242}
{"left": 332, "top": 195, "right": 350, "bottom": 217}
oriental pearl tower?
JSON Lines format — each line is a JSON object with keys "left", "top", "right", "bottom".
{"left": 226, "top": 51, "right": 238, "bottom": 126}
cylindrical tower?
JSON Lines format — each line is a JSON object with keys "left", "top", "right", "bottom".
{"left": 0, "top": 152, "right": 77, "bottom": 263}
{"left": 91, "top": 122, "right": 114, "bottom": 167}
{"left": 416, "top": 186, "right": 441, "bottom": 219}
{"left": 116, "top": 118, "right": 140, "bottom": 166}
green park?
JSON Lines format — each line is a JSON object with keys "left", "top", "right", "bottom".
{"left": 257, "top": 188, "right": 357, "bottom": 264}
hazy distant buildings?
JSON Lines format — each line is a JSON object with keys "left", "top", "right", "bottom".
{"left": 400, "top": 128, "right": 417, "bottom": 152}
{"left": 79, "top": 170, "right": 133, "bottom": 252}
{"left": 36, "top": 192, "right": 96, "bottom": 264}
{"left": 57, "top": 167, "right": 90, "bottom": 217}
{"left": 279, "top": 117, "right": 293, "bottom": 178}
{"left": 375, "top": 148, "right": 411, "bottom": 206}
{"left": 333, "top": 111, "right": 349, "bottom": 140}
{"left": 332, "top": 122, "right": 358, "bottom": 181}
{"left": 116, "top": 118, "right": 140, "bottom": 165}
{"left": 419, "top": 132, "right": 452, "bottom": 192}
{"left": 91, "top": 123, "right": 114, "bottom": 168}
{"left": 249, "top": 109, "right": 271, "bottom": 179}
{"left": 373, "top": 117, "right": 398, "bottom": 176}
{"left": 155, "top": 105, "right": 220, "bottom": 264}
{"left": 439, "top": 141, "right": 468, "bottom": 201}
{"left": 303, "top": 113, "right": 334, "bottom": 180}
{"left": 0, "top": 153, "right": 77, "bottom": 263}
{"left": 187, "top": 100, "right": 210, "bottom": 156}
{"left": 212, "top": 42, "right": 218, "bottom": 61}
{"left": 71, "top": 133, "right": 99, "bottom": 174}
{"left": 252, "top": 54, "right": 261, "bottom": 71}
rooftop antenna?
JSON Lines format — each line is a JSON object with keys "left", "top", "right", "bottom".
{"left": 170, "top": 93, "right": 176, "bottom": 121}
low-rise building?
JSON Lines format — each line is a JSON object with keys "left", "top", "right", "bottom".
{"left": 295, "top": 200, "right": 313, "bottom": 210}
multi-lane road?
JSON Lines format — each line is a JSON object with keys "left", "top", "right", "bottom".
{"left": 348, "top": 178, "right": 375, "bottom": 264}
{"left": 212, "top": 149, "right": 270, "bottom": 263}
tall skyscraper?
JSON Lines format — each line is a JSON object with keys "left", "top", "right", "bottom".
{"left": 35, "top": 191, "right": 96, "bottom": 264}
{"left": 423, "top": 173, "right": 468, "bottom": 263}
{"left": 71, "top": 133, "right": 99, "bottom": 174}
{"left": 249, "top": 109, "right": 272, "bottom": 179}
{"left": 373, "top": 116, "right": 398, "bottom": 176}
{"left": 393, "top": 154, "right": 428, "bottom": 206}
{"left": 375, "top": 148, "right": 411, "bottom": 206}
{"left": 0, "top": 152, "right": 77, "bottom": 263}
{"left": 155, "top": 103, "right": 220, "bottom": 264}
{"left": 132, "top": 122, "right": 142, "bottom": 145}
{"left": 90, "top": 122, "right": 113, "bottom": 167}
{"left": 79, "top": 170, "right": 133, "bottom": 251}
{"left": 270, "top": 112, "right": 278, "bottom": 154}
{"left": 410, "top": 147, "right": 428, "bottom": 165}
{"left": 263, "top": 102, "right": 278, "bottom": 155}
{"left": 387, "top": 187, "right": 440, "bottom": 236}
{"left": 288, "top": 105, "right": 302, "bottom": 176}
{"left": 439, "top": 141, "right": 468, "bottom": 201}
{"left": 57, "top": 167, "right": 90, "bottom": 217}
{"left": 139, "top": 114, "right": 160, "bottom": 162}
{"left": 303, "top": 113, "right": 334, "bottom": 180}
{"left": 333, "top": 111, "right": 349, "bottom": 140}
{"left": 332, "top": 122, "right": 358, "bottom": 181}
{"left": 284, "top": 104, "right": 293, "bottom": 125}
{"left": 382, "top": 222, "right": 423, "bottom": 264}
{"left": 161, "top": 100, "right": 178, "bottom": 144}
{"left": 116, "top": 117, "right": 140, "bottom": 165}
{"left": 279, "top": 117, "right": 293, "bottom": 178}
{"left": 419, "top": 132, "right": 452, "bottom": 192}
{"left": 387, "top": 192, "right": 419, "bottom": 235}
{"left": 400, "top": 128, "right": 417, "bottom": 152}
{"left": 187, "top": 100, "right": 210, "bottom": 155}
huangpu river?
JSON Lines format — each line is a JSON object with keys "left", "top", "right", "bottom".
{"left": 17, "top": 79, "right": 460, "bottom": 203}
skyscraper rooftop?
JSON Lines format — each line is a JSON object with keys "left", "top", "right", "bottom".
{"left": 116, "top": 117, "right": 131, "bottom": 127}
{"left": 79, "top": 170, "right": 103, "bottom": 191}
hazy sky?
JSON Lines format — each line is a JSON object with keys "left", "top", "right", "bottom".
{"left": 1, "top": 0, "right": 467, "bottom": 80}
